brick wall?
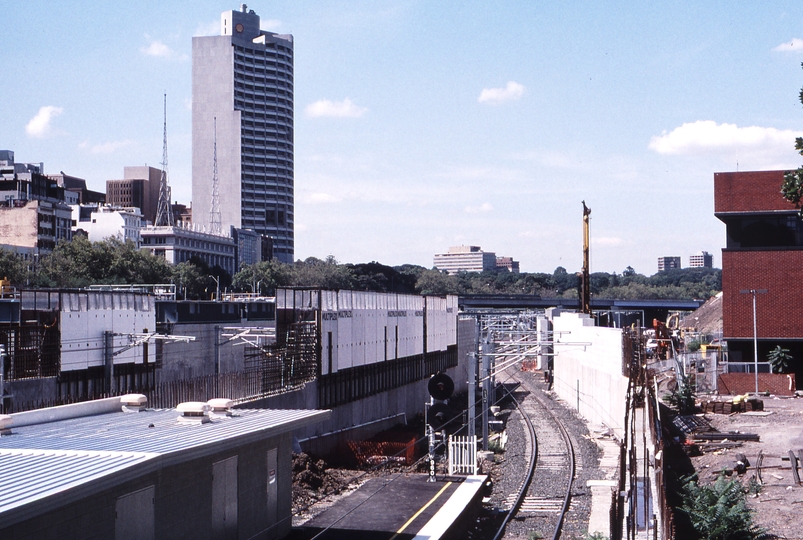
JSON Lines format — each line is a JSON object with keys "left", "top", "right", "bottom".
{"left": 722, "top": 250, "right": 803, "bottom": 339}
{"left": 717, "top": 372, "right": 796, "bottom": 396}
{"left": 714, "top": 170, "right": 797, "bottom": 214}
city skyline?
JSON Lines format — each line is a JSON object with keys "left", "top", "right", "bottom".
{"left": 4, "top": 2, "right": 803, "bottom": 273}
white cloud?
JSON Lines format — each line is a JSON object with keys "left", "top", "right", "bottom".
{"left": 773, "top": 38, "right": 803, "bottom": 52}
{"left": 465, "top": 203, "right": 494, "bottom": 214}
{"left": 648, "top": 120, "right": 800, "bottom": 156}
{"left": 478, "top": 81, "right": 525, "bottom": 105}
{"left": 305, "top": 98, "right": 367, "bottom": 118}
{"left": 140, "top": 37, "right": 187, "bottom": 60}
{"left": 26, "top": 106, "right": 63, "bottom": 138}
{"left": 78, "top": 140, "right": 134, "bottom": 154}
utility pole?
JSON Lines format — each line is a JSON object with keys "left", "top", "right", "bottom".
{"left": 104, "top": 331, "right": 115, "bottom": 394}
{"left": 481, "top": 340, "right": 492, "bottom": 451}
{"left": 214, "top": 325, "right": 221, "bottom": 397}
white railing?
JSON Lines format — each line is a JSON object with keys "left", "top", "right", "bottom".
{"left": 448, "top": 435, "right": 478, "bottom": 475}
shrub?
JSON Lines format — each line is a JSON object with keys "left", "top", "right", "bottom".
{"left": 678, "top": 473, "right": 768, "bottom": 539}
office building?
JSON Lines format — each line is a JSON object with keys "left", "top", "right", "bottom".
{"left": 657, "top": 256, "right": 681, "bottom": 272}
{"left": 0, "top": 150, "right": 72, "bottom": 256}
{"left": 48, "top": 172, "right": 105, "bottom": 204}
{"left": 689, "top": 250, "right": 713, "bottom": 268}
{"left": 192, "top": 5, "right": 294, "bottom": 263}
{"left": 72, "top": 204, "right": 143, "bottom": 248}
{"left": 496, "top": 256, "right": 520, "bottom": 273}
{"left": 106, "top": 166, "right": 161, "bottom": 225}
{"left": 141, "top": 223, "right": 236, "bottom": 276}
{"left": 434, "top": 246, "right": 497, "bottom": 274}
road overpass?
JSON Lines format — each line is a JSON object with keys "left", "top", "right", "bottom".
{"left": 458, "top": 294, "right": 705, "bottom": 324}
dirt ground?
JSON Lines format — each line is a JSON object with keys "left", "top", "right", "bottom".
{"left": 688, "top": 394, "right": 803, "bottom": 539}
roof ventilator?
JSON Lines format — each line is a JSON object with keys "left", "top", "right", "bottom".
{"left": 208, "top": 398, "right": 236, "bottom": 418}
{"left": 176, "top": 401, "right": 211, "bottom": 425}
{"left": 120, "top": 394, "right": 148, "bottom": 413}
{"left": 0, "top": 414, "right": 11, "bottom": 435}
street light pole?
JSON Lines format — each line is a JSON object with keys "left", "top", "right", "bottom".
{"left": 751, "top": 290, "right": 758, "bottom": 395}
{"left": 209, "top": 275, "right": 220, "bottom": 302}
{"left": 740, "top": 288, "right": 767, "bottom": 395}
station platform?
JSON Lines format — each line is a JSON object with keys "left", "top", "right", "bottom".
{"left": 292, "top": 473, "right": 487, "bottom": 540}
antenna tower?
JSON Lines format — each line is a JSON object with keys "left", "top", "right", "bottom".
{"left": 155, "top": 93, "right": 174, "bottom": 227}
{"left": 209, "top": 117, "right": 222, "bottom": 235}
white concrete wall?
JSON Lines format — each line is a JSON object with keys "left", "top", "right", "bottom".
{"left": 60, "top": 293, "right": 155, "bottom": 371}
{"left": 552, "top": 312, "right": 629, "bottom": 439}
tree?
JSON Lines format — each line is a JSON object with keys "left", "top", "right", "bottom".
{"left": 415, "top": 269, "right": 461, "bottom": 295}
{"left": 782, "top": 62, "right": 803, "bottom": 213}
{"left": 293, "top": 257, "right": 355, "bottom": 289}
{"left": 0, "top": 248, "right": 31, "bottom": 286}
{"left": 768, "top": 345, "right": 793, "bottom": 374}
{"left": 232, "top": 260, "right": 293, "bottom": 295}
{"left": 171, "top": 262, "right": 208, "bottom": 299}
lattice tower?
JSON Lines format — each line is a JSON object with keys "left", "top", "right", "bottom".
{"left": 209, "top": 117, "right": 222, "bottom": 235}
{"left": 155, "top": 93, "right": 174, "bottom": 227}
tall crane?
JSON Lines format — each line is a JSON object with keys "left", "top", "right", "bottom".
{"left": 581, "top": 201, "right": 591, "bottom": 315}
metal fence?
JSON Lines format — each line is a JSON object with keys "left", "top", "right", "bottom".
{"left": 448, "top": 435, "right": 478, "bottom": 475}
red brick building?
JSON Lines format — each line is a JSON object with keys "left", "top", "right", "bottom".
{"left": 714, "top": 170, "right": 803, "bottom": 372}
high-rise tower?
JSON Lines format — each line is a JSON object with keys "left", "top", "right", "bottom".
{"left": 192, "top": 5, "right": 294, "bottom": 262}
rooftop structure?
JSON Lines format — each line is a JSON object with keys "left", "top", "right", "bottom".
{"left": 0, "top": 396, "right": 329, "bottom": 539}
{"left": 192, "top": 6, "right": 294, "bottom": 263}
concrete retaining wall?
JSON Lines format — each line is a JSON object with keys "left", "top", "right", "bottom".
{"left": 552, "top": 312, "right": 628, "bottom": 439}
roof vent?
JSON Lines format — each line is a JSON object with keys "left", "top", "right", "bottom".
{"left": 0, "top": 414, "right": 11, "bottom": 435}
{"left": 208, "top": 398, "right": 235, "bottom": 417}
{"left": 120, "top": 393, "right": 148, "bottom": 413}
{"left": 176, "top": 401, "right": 211, "bottom": 425}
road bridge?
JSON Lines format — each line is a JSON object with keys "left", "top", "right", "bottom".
{"left": 459, "top": 294, "right": 705, "bottom": 325}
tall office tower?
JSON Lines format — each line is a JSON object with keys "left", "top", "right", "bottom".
{"left": 192, "top": 5, "right": 294, "bottom": 263}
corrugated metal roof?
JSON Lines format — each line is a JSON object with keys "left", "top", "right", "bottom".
{"left": 0, "top": 408, "right": 326, "bottom": 455}
{"left": 0, "top": 450, "right": 155, "bottom": 514}
{"left": 0, "top": 407, "right": 329, "bottom": 521}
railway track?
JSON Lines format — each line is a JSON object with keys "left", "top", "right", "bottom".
{"left": 492, "top": 371, "right": 576, "bottom": 540}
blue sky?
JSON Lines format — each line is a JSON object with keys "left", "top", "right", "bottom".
{"left": 4, "top": 1, "right": 803, "bottom": 274}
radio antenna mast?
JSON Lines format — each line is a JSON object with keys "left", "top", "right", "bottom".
{"left": 209, "top": 117, "right": 221, "bottom": 235}
{"left": 155, "top": 93, "right": 174, "bottom": 227}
